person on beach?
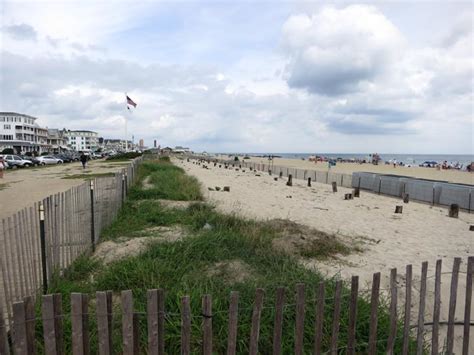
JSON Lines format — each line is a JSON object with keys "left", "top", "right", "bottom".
{"left": 80, "top": 152, "right": 88, "bottom": 169}
{"left": 0, "top": 156, "right": 4, "bottom": 178}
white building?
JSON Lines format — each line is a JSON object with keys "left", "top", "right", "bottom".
{"left": 0, "top": 112, "right": 49, "bottom": 154}
{"left": 47, "top": 129, "right": 69, "bottom": 153}
{"left": 64, "top": 130, "right": 99, "bottom": 151}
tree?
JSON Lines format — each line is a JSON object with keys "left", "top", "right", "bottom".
{"left": 1, "top": 148, "right": 14, "bottom": 154}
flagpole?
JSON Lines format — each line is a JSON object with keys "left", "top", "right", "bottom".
{"left": 124, "top": 93, "right": 128, "bottom": 152}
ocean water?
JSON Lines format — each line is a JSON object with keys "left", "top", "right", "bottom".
{"left": 227, "top": 153, "right": 474, "bottom": 167}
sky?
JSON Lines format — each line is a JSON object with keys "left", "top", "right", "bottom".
{"left": 0, "top": 0, "right": 473, "bottom": 154}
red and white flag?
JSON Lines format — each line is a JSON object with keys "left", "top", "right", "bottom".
{"left": 126, "top": 95, "right": 137, "bottom": 108}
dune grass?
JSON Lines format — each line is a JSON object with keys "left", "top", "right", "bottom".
{"left": 40, "top": 158, "right": 419, "bottom": 354}
{"left": 127, "top": 158, "right": 203, "bottom": 201}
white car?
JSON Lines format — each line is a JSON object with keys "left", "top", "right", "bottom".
{"left": 0, "top": 154, "right": 34, "bottom": 168}
{"left": 37, "top": 156, "right": 63, "bottom": 165}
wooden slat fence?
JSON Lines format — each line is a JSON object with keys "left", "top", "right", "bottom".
{"left": 191, "top": 156, "right": 356, "bottom": 190}
{"left": 0, "top": 257, "right": 472, "bottom": 354}
{"left": 0, "top": 158, "right": 142, "bottom": 328}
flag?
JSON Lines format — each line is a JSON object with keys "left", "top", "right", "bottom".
{"left": 126, "top": 95, "right": 137, "bottom": 108}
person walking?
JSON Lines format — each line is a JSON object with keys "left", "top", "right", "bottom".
{"left": 0, "top": 156, "right": 4, "bottom": 178}
{"left": 80, "top": 152, "right": 88, "bottom": 169}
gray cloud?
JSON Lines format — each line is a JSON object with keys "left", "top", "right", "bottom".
{"left": 287, "top": 63, "right": 375, "bottom": 96}
{"left": 327, "top": 117, "right": 416, "bottom": 135}
{"left": 3, "top": 23, "right": 37, "bottom": 41}
{"left": 334, "top": 106, "right": 414, "bottom": 123}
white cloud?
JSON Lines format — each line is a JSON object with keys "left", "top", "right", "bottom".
{"left": 282, "top": 5, "right": 405, "bottom": 95}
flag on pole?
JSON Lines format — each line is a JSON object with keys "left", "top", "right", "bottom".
{"left": 126, "top": 95, "right": 137, "bottom": 108}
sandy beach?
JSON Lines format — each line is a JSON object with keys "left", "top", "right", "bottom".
{"left": 179, "top": 158, "right": 473, "bottom": 353}
{"left": 0, "top": 160, "right": 130, "bottom": 219}
{"left": 220, "top": 155, "right": 474, "bottom": 185}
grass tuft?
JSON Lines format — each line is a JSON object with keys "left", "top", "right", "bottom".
{"left": 128, "top": 159, "right": 203, "bottom": 201}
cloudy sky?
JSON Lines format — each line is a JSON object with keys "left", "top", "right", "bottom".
{"left": 1, "top": 0, "right": 472, "bottom": 154}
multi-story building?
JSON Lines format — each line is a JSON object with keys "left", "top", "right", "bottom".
{"left": 65, "top": 130, "right": 99, "bottom": 151}
{"left": 35, "top": 126, "right": 49, "bottom": 153}
{"left": 0, "top": 112, "right": 48, "bottom": 154}
{"left": 47, "top": 129, "right": 69, "bottom": 153}
{"left": 100, "top": 138, "right": 133, "bottom": 152}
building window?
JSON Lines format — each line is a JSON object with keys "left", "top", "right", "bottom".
{"left": 4, "top": 124, "right": 11, "bottom": 129}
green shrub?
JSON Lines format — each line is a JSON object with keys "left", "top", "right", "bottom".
{"left": 106, "top": 152, "right": 142, "bottom": 161}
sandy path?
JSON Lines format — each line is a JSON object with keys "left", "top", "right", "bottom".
{"left": 0, "top": 160, "right": 130, "bottom": 219}
{"left": 179, "top": 159, "right": 473, "bottom": 353}
{"left": 225, "top": 156, "right": 474, "bottom": 185}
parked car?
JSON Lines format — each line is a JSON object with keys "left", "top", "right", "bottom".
{"left": 21, "top": 155, "right": 41, "bottom": 166}
{"left": 55, "top": 154, "right": 73, "bottom": 163}
{"left": 0, "top": 154, "right": 34, "bottom": 168}
{"left": 36, "top": 156, "right": 63, "bottom": 165}
{"left": 69, "top": 153, "right": 80, "bottom": 161}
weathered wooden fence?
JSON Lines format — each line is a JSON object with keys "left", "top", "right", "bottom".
{"left": 0, "top": 257, "right": 472, "bottom": 354}
{"left": 193, "top": 156, "right": 473, "bottom": 212}
{"left": 0, "top": 157, "right": 142, "bottom": 327}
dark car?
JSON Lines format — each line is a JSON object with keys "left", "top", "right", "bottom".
{"left": 21, "top": 155, "right": 41, "bottom": 166}
{"left": 55, "top": 154, "right": 73, "bottom": 163}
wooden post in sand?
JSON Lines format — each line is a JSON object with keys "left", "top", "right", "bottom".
{"left": 269, "top": 170, "right": 272, "bottom": 176}
{"left": 279, "top": 171, "right": 283, "bottom": 178}
{"left": 287, "top": 175, "right": 293, "bottom": 187}
{"left": 395, "top": 206, "right": 403, "bottom": 214}
{"left": 307, "top": 178, "right": 311, "bottom": 187}
{"left": 353, "top": 188, "right": 360, "bottom": 198}
{"left": 402, "top": 193, "right": 409, "bottom": 203}
{"left": 449, "top": 204, "right": 459, "bottom": 218}
{"left": 331, "top": 182, "right": 337, "bottom": 193}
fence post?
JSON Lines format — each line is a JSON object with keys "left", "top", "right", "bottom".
{"left": 12, "top": 301, "right": 28, "bottom": 354}
{"left": 0, "top": 305, "right": 9, "bottom": 354}
{"left": 39, "top": 202, "right": 48, "bottom": 294}
{"left": 125, "top": 173, "right": 128, "bottom": 196}
{"left": 121, "top": 173, "right": 125, "bottom": 204}
{"left": 227, "top": 291, "right": 239, "bottom": 355}
{"left": 90, "top": 180, "right": 95, "bottom": 253}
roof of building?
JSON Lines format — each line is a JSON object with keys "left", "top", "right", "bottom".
{"left": 0, "top": 112, "right": 38, "bottom": 121}
{"left": 66, "top": 130, "right": 98, "bottom": 134}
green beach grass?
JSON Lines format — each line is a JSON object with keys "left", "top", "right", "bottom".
{"left": 39, "top": 157, "right": 419, "bottom": 354}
